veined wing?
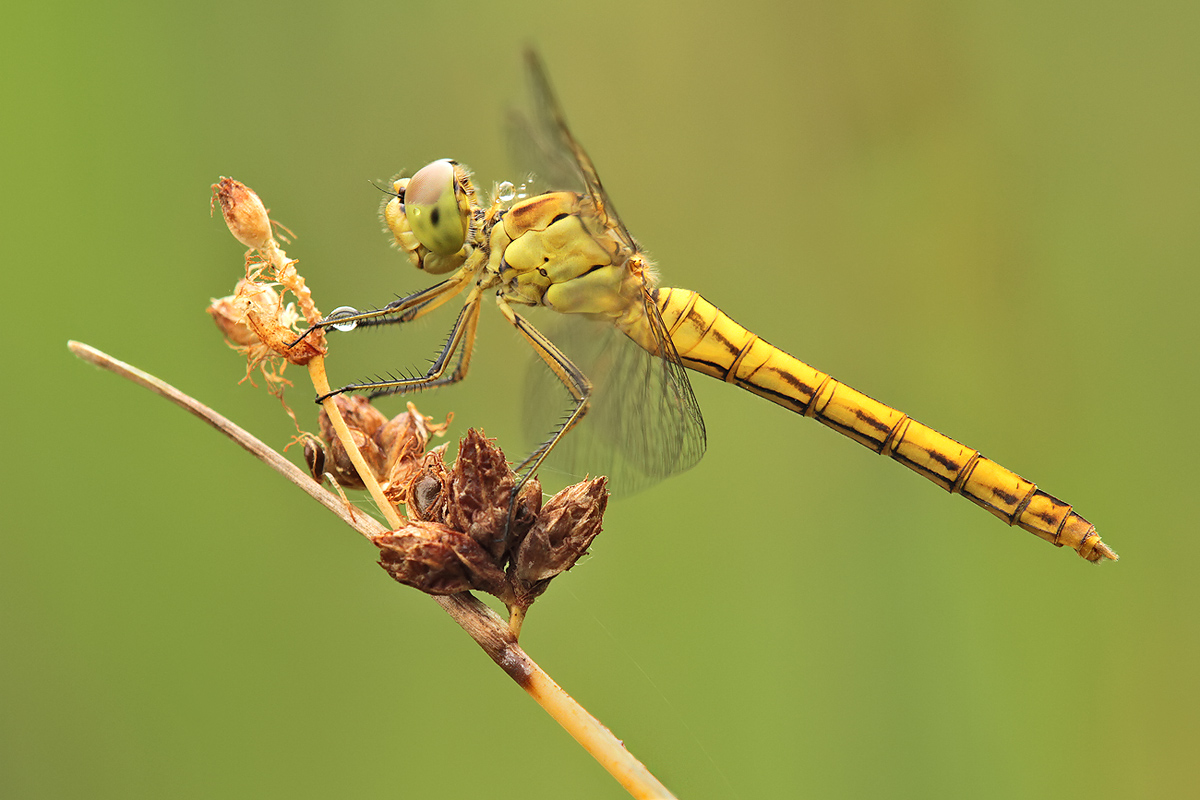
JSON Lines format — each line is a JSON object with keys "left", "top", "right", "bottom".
{"left": 521, "top": 286, "right": 706, "bottom": 495}
{"left": 508, "top": 50, "right": 639, "bottom": 254}
{"left": 510, "top": 51, "right": 706, "bottom": 493}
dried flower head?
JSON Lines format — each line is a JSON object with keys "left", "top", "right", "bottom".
{"left": 208, "top": 277, "right": 315, "bottom": 396}
{"left": 213, "top": 177, "right": 273, "bottom": 250}
{"left": 369, "top": 426, "right": 609, "bottom": 616}
{"left": 211, "top": 177, "right": 326, "bottom": 376}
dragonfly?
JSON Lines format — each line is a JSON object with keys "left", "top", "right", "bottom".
{"left": 301, "top": 52, "right": 1116, "bottom": 564}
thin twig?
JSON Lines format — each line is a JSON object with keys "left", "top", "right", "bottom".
{"left": 68, "top": 340, "right": 677, "bottom": 800}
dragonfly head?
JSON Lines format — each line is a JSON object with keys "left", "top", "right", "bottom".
{"left": 396, "top": 159, "right": 472, "bottom": 258}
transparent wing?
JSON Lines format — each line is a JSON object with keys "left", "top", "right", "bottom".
{"left": 508, "top": 50, "right": 639, "bottom": 252}
{"left": 511, "top": 51, "right": 706, "bottom": 494}
{"left": 521, "top": 288, "right": 707, "bottom": 496}
{"left": 507, "top": 101, "right": 582, "bottom": 198}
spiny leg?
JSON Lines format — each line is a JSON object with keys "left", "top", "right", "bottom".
{"left": 495, "top": 296, "right": 593, "bottom": 493}
{"left": 288, "top": 269, "right": 473, "bottom": 349}
{"left": 317, "top": 286, "right": 484, "bottom": 402}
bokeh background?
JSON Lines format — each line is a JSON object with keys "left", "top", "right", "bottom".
{"left": 5, "top": 2, "right": 1198, "bottom": 797}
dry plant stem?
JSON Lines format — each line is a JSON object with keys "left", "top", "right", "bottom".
{"left": 306, "top": 355, "right": 404, "bottom": 530}
{"left": 68, "top": 340, "right": 677, "bottom": 800}
{"left": 508, "top": 604, "right": 527, "bottom": 639}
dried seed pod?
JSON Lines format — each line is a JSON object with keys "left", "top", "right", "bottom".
{"left": 377, "top": 404, "right": 452, "bottom": 499}
{"left": 504, "top": 477, "right": 543, "bottom": 560}
{"left": 372, "top": 521, "right": 511, "bottom": 600}
{"left": 447, "top": 429, "right": 516, "bottom": 561}
{"left": 513, "top": 477, "right": 608, "bottom": 599}
{"left": 208, "top": 279, "right": 281, "bottom": 347}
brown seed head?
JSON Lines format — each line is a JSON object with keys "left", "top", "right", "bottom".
{"left": 365, "top": 426, "right": 609, "bottom": 619}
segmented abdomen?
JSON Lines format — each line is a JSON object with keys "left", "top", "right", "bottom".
{"left": 654, "top": 288, "right": 1115, "bottom": 562}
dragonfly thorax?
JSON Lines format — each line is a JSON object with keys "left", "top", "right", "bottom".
{"left": 490, "top": 191, "right": 635, "bottom": 318}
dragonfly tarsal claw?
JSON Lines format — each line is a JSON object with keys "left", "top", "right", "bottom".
{"left": 286, "top": 324, "right": 318, "bottom": 349}
{"left": 287, "top": 305, "right": 360, "bottom": 348}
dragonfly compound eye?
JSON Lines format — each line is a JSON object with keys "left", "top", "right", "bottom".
{"left": 404, "top": 159, "right": 468, "bottom": 256}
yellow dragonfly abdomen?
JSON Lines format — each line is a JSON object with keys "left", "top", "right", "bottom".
{"left": 654, "top": 288, "right": 1115, "bottom": 563}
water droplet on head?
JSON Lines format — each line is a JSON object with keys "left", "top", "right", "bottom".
{"left": 496, "top": 181, "right": 516, "bottom": 202}
{"left": 328, "top": 306, "right": 359, "bottom": 332}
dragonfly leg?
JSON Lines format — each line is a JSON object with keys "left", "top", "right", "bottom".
{"left": 317, "top": 286, "right": 484, "bottom": 402}
{"left": 288, "top": 269, "right": 473, "bottom": 348}
{"left": 494, "top": 295, "right": 593, "bottom": 492}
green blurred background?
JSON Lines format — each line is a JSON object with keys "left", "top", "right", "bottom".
{"left": 5, "top": 1, "right": 1197, "bottom": 797}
